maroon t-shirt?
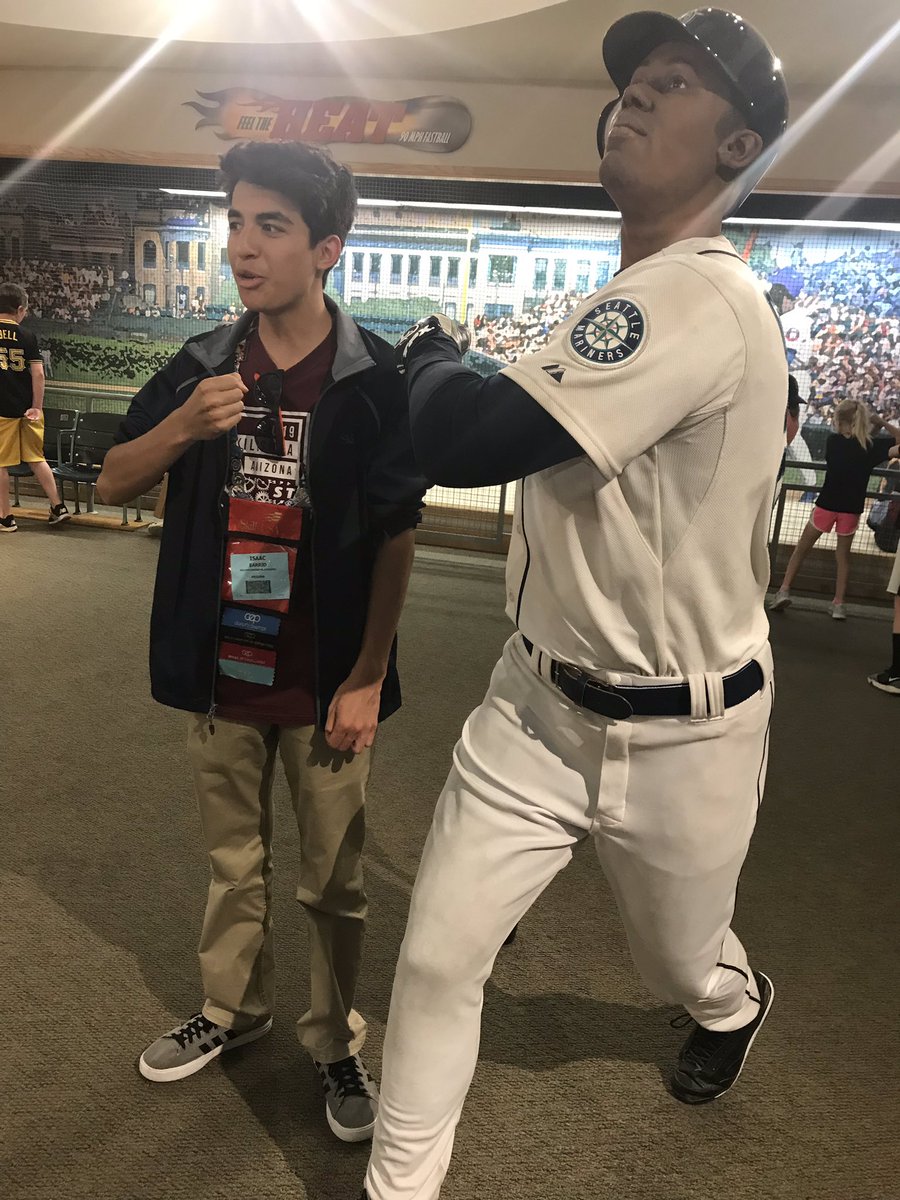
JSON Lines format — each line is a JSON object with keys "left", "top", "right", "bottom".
{"left": 215, "top": 324, "right": 336, "bottom": 726}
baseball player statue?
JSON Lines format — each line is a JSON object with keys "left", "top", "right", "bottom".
{"left": 363, "top": 10, "right": 789, "bottom": 1198}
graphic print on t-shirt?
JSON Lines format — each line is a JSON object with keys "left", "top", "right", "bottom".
{"left": 232, "top": 403, "right": 309, "bottom": 506}
{"left": 229, "top": 325, "right": 334, "bottom": 507}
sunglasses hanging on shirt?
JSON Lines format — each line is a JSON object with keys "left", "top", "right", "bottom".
{"left": 253, "top": 370, "right": 287, "bottom": 457}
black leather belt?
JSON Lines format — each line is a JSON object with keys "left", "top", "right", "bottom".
{"left": 521, "top": 637, "right": 764, "bottom": 720}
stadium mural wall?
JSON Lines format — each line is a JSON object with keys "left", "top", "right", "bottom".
{"left": 0, "top": 170, "right": 897, "bottom": 447}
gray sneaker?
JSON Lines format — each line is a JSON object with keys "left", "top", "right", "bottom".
{"left": 139, "top": 1011, "right": 272, "bottom": 1082}
{"left": 314, "top": 1054, "right": 379, "bottom": 1142}
{"left": 831, "top": 603, "right": 847, "bottom": 620}
{"left": 768, "top": 590, "right": 791, "bottom": 612}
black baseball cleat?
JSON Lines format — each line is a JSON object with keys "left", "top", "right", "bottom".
{"left": 868, "top": 669, "right": 900, "bottom": 696}
{"left": 670, "top": 970, "right": 774, "bottom": 1105}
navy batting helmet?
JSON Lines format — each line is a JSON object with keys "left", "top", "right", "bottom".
{"left": 597, "top": 8, "right": 788, "bottom": 156}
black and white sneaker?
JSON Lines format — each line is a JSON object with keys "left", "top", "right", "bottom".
{"left": 868, "top": 669, "right": 900, "bottom": 696}
{"left": 48, "top": 503, "right": 71, "bottom": 526}
{"left": 0, "top": 515, "right": 17, "bottom": 533}
{"left": 315, "top": 1053, "right": 379, "bottom": 1142}
{"left": 138, "top": 1011, "right": 272, "bottom": 1082}
{"left": 670, "top": 970, "right": 774, "bottom": 1105}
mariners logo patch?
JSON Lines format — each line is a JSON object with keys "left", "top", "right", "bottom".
{"left": 570, "top": 299, "right": 645, "bottom": 365}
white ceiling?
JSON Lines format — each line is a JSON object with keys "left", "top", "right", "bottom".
{"left": 0, "top": 0, "right": 563, "bottom": 44}
{"left": 0, "top": 0, "right": 897, "bottom": 93}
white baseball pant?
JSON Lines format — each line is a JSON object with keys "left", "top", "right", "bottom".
{"left": 366, "top": 634, "right": 774, "bottom": 1200}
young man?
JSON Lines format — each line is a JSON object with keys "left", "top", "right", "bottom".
{"left": 96, "top": 141, "right": 426, "bottom": 1142}
{"left": 0, "top": 282, "right": 70, "bottom": 530}
{"left": 364, "top": 10, "right": 789, "bottom": 1197}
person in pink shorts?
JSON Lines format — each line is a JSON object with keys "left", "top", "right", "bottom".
{"left": 770, "top": 398, "right": 900, "bottom": 619}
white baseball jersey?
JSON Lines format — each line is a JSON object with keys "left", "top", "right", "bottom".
{"left": 501, "top": 234, "right": 787, "bottom": 678}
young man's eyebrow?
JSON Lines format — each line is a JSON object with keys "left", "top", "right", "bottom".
{"left": 227, "top": 208, "right": 294, "bottom": 224}
{"left": 255, "top": 210, "right": 294, "bottom": 224}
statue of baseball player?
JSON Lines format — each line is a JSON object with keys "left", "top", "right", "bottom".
{"left": 364, "top": 10, "right": 789, "bottom": 1197}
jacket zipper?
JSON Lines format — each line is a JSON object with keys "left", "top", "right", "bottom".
{"left": 206, "top": 434, "right": 231, "bottom": 732}
{"left": 302, "top": 369, "right": 363, "bottom": 729}
{"left": 305, "top": 388, "right": 322, "bottom": 729}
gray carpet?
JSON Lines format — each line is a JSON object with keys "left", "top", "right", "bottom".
{"left": 2, "top": 520, "right": 897, "bottom": 1200}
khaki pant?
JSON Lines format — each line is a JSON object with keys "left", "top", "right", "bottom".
{"left": 187, "top": 715, "right": 371, "bottom": 1064}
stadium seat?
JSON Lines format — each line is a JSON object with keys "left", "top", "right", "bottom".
{"left": 53, "top": 411, "right": 141, "bottom": 525}
{"left": 10, "top": 408, "right": 79, "bottom": 507}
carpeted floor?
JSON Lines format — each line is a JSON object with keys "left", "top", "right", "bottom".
{"left": 2, "top": 521, "right": 897, "bottom": 1200}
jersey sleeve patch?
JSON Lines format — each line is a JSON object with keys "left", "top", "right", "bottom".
{"left": 569, "top": 298, "right": 646, "bottom": 367}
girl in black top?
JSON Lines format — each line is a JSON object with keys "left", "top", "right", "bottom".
{"left": 770, "top": 398, "right": 900, "bottom": 619}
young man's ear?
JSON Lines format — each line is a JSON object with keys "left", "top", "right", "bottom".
{"left": 317, "top": 235, "right": 343, "bottom": 276}
{"left": 718, "top": 127, "right": 764, "bottom": 174}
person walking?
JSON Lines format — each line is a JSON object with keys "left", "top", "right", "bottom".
{"left": 0, "top": 282, "right": 70, "bottom": 531}
{"left": 770, "top": 399, "right": 899, "bottom": 619}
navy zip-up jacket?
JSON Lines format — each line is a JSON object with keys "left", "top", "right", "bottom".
{"left": 115, "top": 301, "right": 427, "bottom": 726}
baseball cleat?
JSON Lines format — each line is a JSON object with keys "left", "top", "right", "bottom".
{"left": 868, "top": 669, "right": 900, "bottom": 695}
{"left": 670, "top": 970, "right": 774, "bottom": 1105}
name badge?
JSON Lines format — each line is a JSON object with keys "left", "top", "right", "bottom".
{"left": 229, "top": 551, "right": 291, "bottom": 602}
{"left": 218, "top": 641, "right": 277, "bottom": 687}
{"left": 220, "top": 606, "right": 281, "bottom": 647}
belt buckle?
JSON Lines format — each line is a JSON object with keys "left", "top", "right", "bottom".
{"left": 555, "top": 663, "right": 634, "bottom": 720}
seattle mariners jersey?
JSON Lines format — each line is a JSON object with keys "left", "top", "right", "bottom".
{"left": 501, "top": 235, "right": 787, "bottom": 678}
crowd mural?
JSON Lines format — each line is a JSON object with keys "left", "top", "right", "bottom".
{"left": 0, "top": 182, "right": 896, "bottom": 428}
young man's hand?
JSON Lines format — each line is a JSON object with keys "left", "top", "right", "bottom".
{"left": 178, "top": 374, "right": 248, "bottom": 442}
{"left": 325, "top": 669, "right": 383, "bottom": 755}
{"left": 24, "top": 408, "right": 41, "bottom": 422}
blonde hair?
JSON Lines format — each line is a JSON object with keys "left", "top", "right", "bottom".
{"left": 834, "top": 399, "right": 872, "bottom": 449}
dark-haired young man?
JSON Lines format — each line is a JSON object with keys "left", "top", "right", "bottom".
{"left": 97, "top": 141, "right": 426, "bottom": 1141}
{"left": 0, "top": 282, "right": 70, "bottom": 530}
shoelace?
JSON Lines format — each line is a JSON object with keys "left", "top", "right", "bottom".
{"left": 670, "top": 1013, "right": 727, "bottom": 1068}
{"left": 326, "top": 1057, "right": 368, "bottom": 1099}
{"left": 171, "top": 1013, "right": 217, "bottom": 1050}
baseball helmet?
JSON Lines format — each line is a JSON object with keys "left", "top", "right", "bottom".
{"left": 597, "top": 8, "right": 788, "bottom": 155}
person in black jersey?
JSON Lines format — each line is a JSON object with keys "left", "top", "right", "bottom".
{"left": 0, "top": 282, "right": 70, "bottom": 531}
